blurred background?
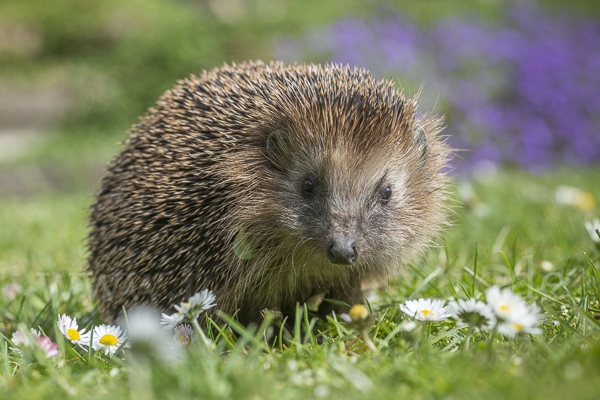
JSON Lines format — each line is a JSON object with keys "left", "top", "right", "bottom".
{"left": 0, "top": 0, "right": 599, "bottom": 196}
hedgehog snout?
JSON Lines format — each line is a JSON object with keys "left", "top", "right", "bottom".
{"left": 326, "top": 237, "right": 359, "bottom": 265}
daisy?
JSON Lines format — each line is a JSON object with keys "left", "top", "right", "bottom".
{"left": 160, "top": 312, "right": 185, "bottom": 330}
{"left": 585, "top": 218, "right": 600, "bottom": 243}
{"left": 10, "top": 329, "right": 37, "bottom": 348}
{"left": 125, "top": 308, "right": 178, "bottom": 362}
{"left": 485, "top": 286, "right": 529, "bottom": 322}
{"left": 57, "top": 314, "right": 90, "bottom": 347}
{"left": 160, "top": 289, "right": 216, "bottom": 330}
{"left": 11, "top": 329, "right": 60, "bottom": 358}
{"left": 400, "top": 320, "right": 418, "bottom": 332}
{"left": 171, "top": 323, "right": 195, "bottom": 348}
{"left": 37, "top": 336, "right": 61, "bottom": 358}
{"left": 340, "top": 304, "right": 370, "bottom": 323}
{"left": 340, "top": 304, "right": 373, "bottom": 330}
{"left": 485, "top": 286, "right": 543, "bottom": 337}
{"left": 555, "top": 186, "right": 595, "bottom": 212}
{"left": 2, "top": 282, "right": 22, "bottom": 301}
{"left": 340, "top": 304, "right": 377, "bottom": 352}
{"left": 92, "top": 324, "right": 130, "bottom": 356}
{"left": 448, "top": 298, "right": 496, "bottom": 331}
{"left": 119, "top": 307, "right": 178, "bottom": 363}
{"left": 496, "top": 304, "right": 542, "bottom": 338}
{"left": 10, "top": 328, "right": 40, "bottom": 353}
{"left": 400, "top": 298, "right": 451, "bottom": 322}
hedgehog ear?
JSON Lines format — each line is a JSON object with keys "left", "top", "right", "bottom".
{"left": 412, "top": 124, "right": 429, "bottom": 168}
{"left": 266, "top": 129, "right": 290, "bottom": 169}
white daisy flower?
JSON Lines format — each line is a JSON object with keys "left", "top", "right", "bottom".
{"left": 180, "top": 289, "right": 216, "bottom": 316}
{"left": 123, "top": 308, "right": 179, "bottom": 363}
{"left": 448, "top": 298, "right": 496, "bottom": 331}
{"left": 496, "top": 304, "right": 542, "bottom": 338}
{"left": 37, "top": 335, "right": 60, "bottom": 358}
{"left": 340, "top": 304, "right": 370, "bottom": 323}
{"left": 2, "top": 282, "right": 22, "bottom": 301}
{"left": 11, "top": 328, "right": 60, "bottom": 358}
{"left": 171, "top": 323, "right": 195, "bottom": 348}
{"left": 57, "top": 314, "right": 90, "bottom": 347}
{"left": 160, "top": 312, "right": 185, "bottom": 330}
{"left": 485, "top": 286, "right": 543, "bottom": 337}
{"left": 555, "top": 186, "right": 595, "bottom": 212}
{"left": 10, "top": 328, "right": 40, "bottom": 348}
{"left": 92, "top": 324, "right": 130, "bottom": 356}
{"left": 11, "top": 328, "right": 39, "bottom": 355}
{"left": 160, "top": 289, "right": 216, "bottom": 330}
{"left": 400, "top": 298, "right": 451, "bottom": 322}
{"left": 485, "top": 286, "right": 529, "bottom": 322}
{"left": 400, "top": 320, "right": 418, "bottom": 332}
{"left": 585, "top": 218, "right": 600, "bottom": 243}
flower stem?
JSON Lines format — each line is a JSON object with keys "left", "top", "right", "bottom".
{"left": 128, "top": 357, "right": 154, "bottom": 400}
{"left": 464, "top": 323, "right": 474, "bottom": 352}
{"left": 486, "top": 332, "right": 494, "bottom": 362}
{"left": 191, "top": 318, "right": 214, "bottom": 352}
{"left": 359, "top": 328, "right": 377, "bottom": 352}
{"left": 425, "top": 322, "right": 432, "bottom": 340}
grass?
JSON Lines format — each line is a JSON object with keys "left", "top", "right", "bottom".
{"left": 1, "top": 167, "right": 599, "bottom": 399}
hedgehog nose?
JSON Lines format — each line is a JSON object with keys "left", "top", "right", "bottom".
{"left": 327, "top": 237, "right": 359, "bottom": 265}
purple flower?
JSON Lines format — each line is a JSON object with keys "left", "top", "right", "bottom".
{"left": 11, "top": 329, "right": 60, "bottom": 358}
{"left": 274, "top": 1, "right": 600, "bottom": 172}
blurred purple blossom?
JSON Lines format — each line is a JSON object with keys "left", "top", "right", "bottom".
{"left": 274, "top": 2, "right": 600, "bottom": 172}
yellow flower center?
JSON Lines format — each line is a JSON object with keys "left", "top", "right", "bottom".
{"left": 512, "top": 323, "right": 523, "bottom": 331}
{"left": 100, "top": 334, "right": 118, "bottom": 346}
{"left": 67, "top": 329, "right": 80, "bottom": 341}
{"left": 500, "top": 305, "right": 510, "bottom": 312}
{"left": 574, "top": 192, "right": 595, "bottom": 212}
{"left": 348, "top": 304, "right": 369, "bottom": 321}
{"left": 421, "top": 309, "right": 433, "bottom": 318}
{"left": 177, "top": 302, "right": 189, "bottom": 315}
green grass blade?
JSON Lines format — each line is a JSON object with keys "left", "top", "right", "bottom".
{"left": 499, "top": 251, "right": 515, "bottom": 282}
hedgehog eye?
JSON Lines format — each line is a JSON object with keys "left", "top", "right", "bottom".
{"left": 381, "top": 186, "right": 392, "bottom": 202}
{"left": 303, "top": 178, "right": 314, "bottom": 194}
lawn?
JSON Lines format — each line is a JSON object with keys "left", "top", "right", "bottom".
{"left": 1, "top": 167, "right": 599, "bottom": 399}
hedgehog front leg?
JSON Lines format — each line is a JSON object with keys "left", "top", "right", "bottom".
{"left": 317, "top": 275, "right": 364, "bottom": 318}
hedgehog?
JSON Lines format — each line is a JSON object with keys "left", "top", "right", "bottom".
{"left": 88, "top": 61, "right": 451, "bottom": 325}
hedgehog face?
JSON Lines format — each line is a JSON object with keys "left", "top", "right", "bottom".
{"left": 259, "top": 123, "right": 433, "bottom": 273}
{"left": 220, "top": 65, "right": 449, "bottom": 284}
